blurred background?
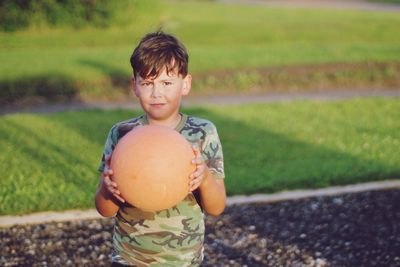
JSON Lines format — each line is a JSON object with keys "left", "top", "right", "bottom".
{"left": 0, "top": 0, "right": 399, "bottom": 215}
{"left": 1, "top": 0, "right": 399, "bottom": 106}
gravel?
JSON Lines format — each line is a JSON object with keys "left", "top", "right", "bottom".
{"left": 1, "top": 189, "right": 399, "bottom": 267}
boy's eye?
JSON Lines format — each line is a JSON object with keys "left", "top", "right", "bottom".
{"left": 163, "top": 81, "right": 172, "bottom": 86}
{"left": 141, "top": 82, "right": 152, "bottom": 86}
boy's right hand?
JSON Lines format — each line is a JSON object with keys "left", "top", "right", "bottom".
{"left": 102, "top": 155, "right": 125, "bottom": 203}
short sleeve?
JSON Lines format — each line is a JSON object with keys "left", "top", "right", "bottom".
{"left": 98, "top": 125, "right": 118, "bottom": 173}
{"left": 201, "top": 123, "right": 225, "bottom": 179}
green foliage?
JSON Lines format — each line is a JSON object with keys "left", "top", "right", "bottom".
{"left": 0, "top": 98, "right": 399, "bottom": 215}
{"left": 0, "top": 0, "right": 135, "bottom": 31}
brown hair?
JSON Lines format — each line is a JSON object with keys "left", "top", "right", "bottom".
{"left": 130, "top": 31, "right": 189, "bottom": 79}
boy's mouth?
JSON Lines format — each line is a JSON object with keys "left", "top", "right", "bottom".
{"left": 150, "top": 103, "right": 166, "bottom": 108}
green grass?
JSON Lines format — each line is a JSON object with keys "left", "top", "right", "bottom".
{"left": 0, "top": 98, "right": 399, "bottom": 215}
{"left": 1, "top": 0, "right": 400, "bottom": 101}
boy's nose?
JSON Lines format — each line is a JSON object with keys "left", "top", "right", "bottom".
{"left": 151, "top": 84, "right": 162, "bottom": 97}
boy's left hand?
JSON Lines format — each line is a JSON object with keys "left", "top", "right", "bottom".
{"left": 189, "top": 146, "right": 207, "bottom": 192}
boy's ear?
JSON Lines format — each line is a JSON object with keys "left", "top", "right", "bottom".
{"left": 131, "top": 76, "right": 139, "bottom": 97}
{"left": 182, "top": 74, "right": 192, "bottom": 96}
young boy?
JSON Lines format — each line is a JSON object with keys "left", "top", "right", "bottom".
{"left": 95, "top": 31, "right": 226, "bottom": 266}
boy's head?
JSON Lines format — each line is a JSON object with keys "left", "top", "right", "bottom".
{"left": 130, "top": 31, "right": 189, "bottom": 79}
{"left": 129, "top": 31, "right": 192, "bottom": 123}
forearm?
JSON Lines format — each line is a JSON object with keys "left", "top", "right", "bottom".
{"left": 198, "top": 169, "right": 226, "bottom": 216}
{"left": 95, "top": 179, "right": 120, "bottom": 217}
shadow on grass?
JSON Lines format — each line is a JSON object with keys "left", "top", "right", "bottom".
{"left": 182, "top": 106, "right": 397, "bottom": 195}
{"left": 0, "top": 118, "right": 94, "bottom": 190}
{"left": 41, "top": 105, "right": 397, "bottom": 195}
{"left": 1, "top": 103, "right": 397, "bottom": 215}
{"left": 45, "top": 108, "right": 142, "bottom": 147}
{"left": 0, "top": 73, "right": 79, "bottom": 105}
{"left": 0, "top": 60, "right": 130, "bottom": 106}
{"left": 79, "top": 59, "right": 130, "bottom": 88}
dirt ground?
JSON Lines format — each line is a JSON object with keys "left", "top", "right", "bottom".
{"left": 1, "top": 189, "right": 399, "bottom": 267}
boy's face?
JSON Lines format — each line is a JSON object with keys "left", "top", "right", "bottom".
{"left": 132, "top": 68, "right": 191, "bottom": 122}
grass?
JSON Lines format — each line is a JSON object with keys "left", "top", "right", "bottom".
{"left": 0, "top": 97, "right": 399, "bottom": 215}
{"left": 1, "top": 0, "right": 400, "bottom": 102}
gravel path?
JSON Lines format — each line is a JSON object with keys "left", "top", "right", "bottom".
{"left": 1, "top": 189, "right": 399, "bottom": 267}
{"left": 2, "top": 89, "right": 399, "bottom": 115}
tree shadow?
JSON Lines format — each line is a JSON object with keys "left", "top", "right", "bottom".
{"left": 0, "top": 117, "right": 94, "bottom": 189}
{"left": 38, "top": 104, "right": 396, "bottom": 196}
{"left": 0, "top": 59, "right": 130, "bottom": 106}
{"left": 180, "top": 105, "right": 396, "bottom": 195}
{"left": 79, "top": 59, "right": 130, "bottom": 88}
{"left": 2, "top": 103, "right": 397, "bottom": 217}
{"left": 0, "top": 73, "right": 79, "bottom": 105}
{"left": 43, "top": 108, "right": 142, "bottom": 148}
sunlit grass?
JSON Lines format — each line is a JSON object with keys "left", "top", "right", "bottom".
{"left": 0, "top": 97, "right": 399, "bottom": 215}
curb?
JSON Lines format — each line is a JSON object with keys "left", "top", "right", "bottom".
{"left": 226, "top": 179, "right": 400, "bottom": 205}
{"left": 1, "top": 179, "right": 399, "bottom": 228}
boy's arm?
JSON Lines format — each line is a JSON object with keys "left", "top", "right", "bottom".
{"left": 95, "top": 174, "right": 121, "bottom": 217}
{"left": 96, "top": 127, "right": 123, "bottom": 217}
{"left": 198, "top": 168, "right": 226, "bottom": 216}
{"left": 190, "top": 147, "right": 226, "bottom": 216}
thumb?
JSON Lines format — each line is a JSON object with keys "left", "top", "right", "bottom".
{"left": 192, "top": 145, "right": 201, "bottom": 157}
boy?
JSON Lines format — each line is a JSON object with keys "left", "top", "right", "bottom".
{"left": 95, "top": 31, "right": 226, "bottom": 266}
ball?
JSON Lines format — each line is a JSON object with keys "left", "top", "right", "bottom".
{"left": 110, "top": 125, "right": 195, "bottom": 211}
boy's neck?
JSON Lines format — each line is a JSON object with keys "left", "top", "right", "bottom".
{"left": 146, "top": 113, "right": 182, "bottom": 129}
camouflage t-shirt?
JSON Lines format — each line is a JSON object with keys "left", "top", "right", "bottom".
{"left": 98, "top": 113, "right": 225, "bottom": 266}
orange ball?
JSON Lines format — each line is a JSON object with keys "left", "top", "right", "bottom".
{"left": 110, "top": 125, "right": 195, "bottom": 211}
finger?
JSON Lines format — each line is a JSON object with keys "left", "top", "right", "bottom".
{"left": 107, "top": 170, "right": 116, "bottom": 183}
{"left": 189, "top": 171, "right": 200, "bottom": 180}
{"left": 105, "top": 154, "right": 113, "bottom": 170}
{"left": 110, "top": 188, "right": 121, "bottom": 195}
{"left": 108, "top": 186, "right": 120, "bottom": 194}
{"left": 105, "top": 154, "right": 112, "bottom": 164}
{"left": 189, "top": 176, "right": 203, "bottom": 187}
{"left": 104, "top": 176, "right": 111, "bottom": 186}
{"left": 192, "top": 145, "right": 201, "bottom": 157}
{"left": 191, "top": 157, "right": 203, "bottom": 165}
{"left": 108, "top": 180, "right": 118, "bottom": 191}
{"left": 104, "top": 176, "right": 118, "bottom": 190}
{"left": 194, "top": 165, "right": 205, "bottom": 176}
{"left": 191, "top": 170, "right": 201, "bottom": 179}
{"left": 114, "top": 194, "right": 125, "bottom": 203}
{"left": 104, "top": 168, "right": 113, "bottom": 177}
{"left": 189, "top": 180, "right": 202, "bottom": 191}
{"left": 191, "top": 167, "right": 205, "bottom": 180}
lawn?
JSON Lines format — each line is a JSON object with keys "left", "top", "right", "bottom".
{"left": 1, "top": 0, "right": 400, "bottom": 102}
{"left": 0, "top": 97, "right": 399, "bottom": 215}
